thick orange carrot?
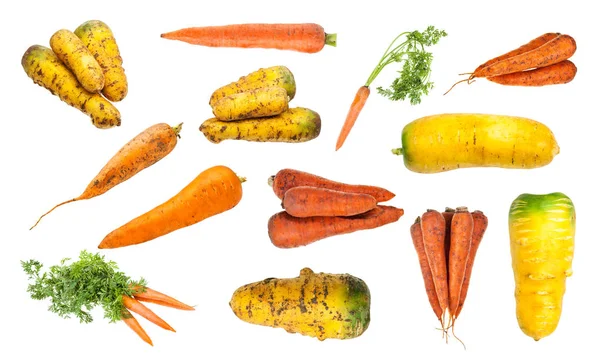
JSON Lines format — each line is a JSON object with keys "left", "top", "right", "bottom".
{"left": 131, "top": 286, "right": 195, "bottom": 311}
{"left": 454, "top": 210, "right": 488, "bottom": 319}
{"left": 420, "top": 209, "right": 449, "bottom": 329}
{"left": 30, "top": 123, "right": 182, "bottom": 229}
{"left": 268, "top": 205, "right": 404, "bottom": 248}
{"left": 473, "top": 33, "right": 560, "bottom": 75}
{"left": 410, "top": 217, "right": 443, "bottom": 326}
{"left": 335, "top": 86, "right": 370, "bottom": 151}
{"left": 122, "top": 295, "right": 175, "bottom": 332}
{"left": 487, "top": 60, "right": 577, "bottom": 86}
{"left": 160, "top": 23, "right": 336, "bottom": 53}
{"left": 98, "top": 165, "right": 244, "bottom": 249}
{"left": 282, "top": 186, "right": 377, "bottom": 218}
{"left": 269, "top": 168, "right": 394, "bottom": 202}
{"left": 448, "top": 207, "right": 474, "bottom": 320}
{"left": 122, "top": 308, "right": 153, "bottom": 346}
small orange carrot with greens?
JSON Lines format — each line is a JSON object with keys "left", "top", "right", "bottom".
{"left": 99, "top": 165, "right": 244, "bottom": 249}
{"left": 161, "top": 23, "right": 336, "bottom": 53}
{"left": 131, "top": 286, "right": 195, "bottom": 311}
{"left": 30, "top": 122, "right": 183, "bottom": 229}
{"left": 335, "top": 26, "right": 447, "bottom": 150}
{"left": 21, "top": 250, "right": 194, "bottom": 346}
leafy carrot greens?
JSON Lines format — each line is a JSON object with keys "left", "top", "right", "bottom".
{"left": 366, "top": 26, "right": 447, "bottom": 104}
{"left": 21, "top": 250, "right": 146, "bottom": 323}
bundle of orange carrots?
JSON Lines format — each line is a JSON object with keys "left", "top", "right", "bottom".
{"left": 447, "top": 32, "right": 577, "bottom": 93}
{"left": 409, "top": 207, "right": 488, "bottom": 344}
{"left": 267, "top": 169, "right": 404, "bottom": 248}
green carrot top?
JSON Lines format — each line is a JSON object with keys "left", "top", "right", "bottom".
{"left": 21, "top": 250, "right": 146, "bottom": 323}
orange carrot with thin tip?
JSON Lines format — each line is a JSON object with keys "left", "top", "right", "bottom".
{"left": 335, "top": 86, "right": 370, "bottom": 151}
{"left": 160, "top": 23, "right": 337, "bottom": 53}
{"left": 30, "top": 123, "right": 183, "bottom": 230}
{"left": 131, "top": 286, "right": 195, "bottom": 311}
{"left": 448, "top": 207, "right": 474, "bottom": 320}
{"left": 122, "top": 308, "right": 153, "bottom": 346}
{"left": 282, "top": 186, "right": 377, "bottom": 218}
{"left": 487, "top": 60, "right": 577, "bottom": 86}
{"left": 122, "top": 295, "right": 175, "bottom": 332}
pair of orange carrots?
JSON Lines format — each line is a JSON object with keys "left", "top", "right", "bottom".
{"left": 447, "top": 32, "right": 577, "bottom": 93}
{"left": 267, "top": 169, "right": 403, "bottom": 248}
{"left": 410, "top": 207, "right": 488, "bottom": 344}
{"left": 121, "top": 286, "right": 195, "bottom": 346}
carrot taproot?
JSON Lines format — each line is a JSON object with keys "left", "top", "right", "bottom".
{"left": 445, "top": 33, "right": 577, "bottom": 93}
{"left": 122, "top": 295, "right": 175, "bottom": 332}
{"left": 160, "top": 23, "right": 337, "bottom": 54}
{"left": 473, "top": 32, "right": 560, "bottom": 75}
{"left": 453, "top": 210, "right": 488, "bottom": 319}
{"left": 268, "top": 205, "right": 404, "bottom": 248}
{"left": 487, "top": 60, "right": 577, "bottom": 86}
{"left": 335, "top": 86, "right": 370, "bottom": 151}
{"left": 448, "top": 207, "right": 474, "bottom": 320}
{"left": 420, "top": 209, "right": 450, "bottom": 330}
{"left": 98, "top": 165, "right": 244, "bottom": 249}
{"left": 282, "top": 186, "right": 377, "bottom": 218}
{"left": 131, "top": 286, "right": 195, "bottom": 311}
{"left": 30, "top": 122, "right": 183, "bottom": 230}
{"left": 442, "top": 208, "right": 455, "bottom": 268}
{"left": 122, "top": 308, "right": 153, "bottom": 346}
{"left": 410, "top": 217, "right": 443, "bottom": 327}
{"left": 269, "top": 168, "right": 395, "bottom": 203}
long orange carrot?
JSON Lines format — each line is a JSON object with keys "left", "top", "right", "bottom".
{"left": 30, "top": 122, "right": 182, "bottom": 229}
{"left": 131, "top": 286, "right": 195, "bottom": 311}
{"left": 268, "top": 205, "right": 404, "bottom": 248}
{"left": 335, "top": 86, "right": 370, "bottom": 151}
{"left": 410, "top": 217, "right": 443, "bottom": 327}
{"left": 420, "top": 209, "right": 449, "bottom": 330}
{"left": 453, "top": 210, "right": 488, "bottom": 319}
{"left": 487, "top": 60, "right": 577, "bottom": 86}
{"left": 122, "top": 308, "right": 153, "bottom": 346}
{"left": 160, "top": 23, "right": 337, "bottom": 53}
{"left": 98, "top": 165, "right": 244, "bottom": 249}
{"left": 269, "top": 168, "right": 395, "bottom": 202}
{"left": 122, "top": 295, "right": 175, "bottom": 332}
{"left": 282, "top": 186, "right": 377, "bottom": 218}
{"left": 448, "top": 207, "right": 474, "bottom": 320}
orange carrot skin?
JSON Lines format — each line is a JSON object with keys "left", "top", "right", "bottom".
{"left": 282, "top": 186, "right": 377, "bottom": 218}
{"left": 454, "top": 210, "right": 488, "bottom": 318}
{"left": 122, "top": 308, "right": 153, "bottom": 346}
{"left": 98, "top": 165, "right": 243, "bottom": 249}
{"left": 161, "top": 23, "right": 330, "bottom": 53}
{"left": 410, "top": 218, "right": 443, "bottom": 323}
{"left": 487, "top": 60, "right": 577, "bottom": 86}
{"left": 270, "top": 168, "right": 394, "bottom": 203}
{"left": 420, "top": 210, "right": 449, "bottom": 315}
{"left": 131, "top": 286, "right": 195, "bottom": 311}
{"left": 335, "top": 86, "right": 370, "bottom": 151}
{"left": 442, "top": 208, "right": 455, "bottom": 268}
{"left": 474, "top": 32, "right": 560, "bottom": 74}
{"left": 268, "top": 205, "right": 404, "bottom": 248}
{"left": 448, "top": 208, "right": 474, "bottom": 318}
{"left": 122, "top": 295, "right": 175, "bottom": 332}
{"left": 475, "top": 34, "right": 577, "bottom": 78}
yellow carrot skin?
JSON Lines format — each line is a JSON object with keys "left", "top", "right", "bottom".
{"left": 212, "top": 87, "right": 289, "bottom": 121}
{"left": 229, "top": 268, "right": 370, "bottom": 341}
{"left": 509, "top": 192, "right": 575, "bottom": 341}
{"left": 393, "top": 114, "right": 559, "bottom": 173}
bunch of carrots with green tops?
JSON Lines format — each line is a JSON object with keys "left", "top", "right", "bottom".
{"left": 446, "top": 32, "right": 577, "bottom": 93}
{"left": 21, "top": 251, "right": 194, "bottom": 346}
{"left": 266, "top": 169, "right": 404, "bottom": 248}
{"left": 410, "top": 207, "right": 488, "bottom": 346}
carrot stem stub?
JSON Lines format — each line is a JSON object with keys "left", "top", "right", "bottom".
{"left": 160, "top": 23, "right": 336, "bottom": 54}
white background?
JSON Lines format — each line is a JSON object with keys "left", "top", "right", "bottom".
{"left": 1, "top": 0, "right": 597, "bottom": 362}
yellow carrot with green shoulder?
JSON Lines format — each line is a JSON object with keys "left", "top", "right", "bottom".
{"left": 335, "top": 26, "right": 447, "bottom": 150}
{"left": 509, "top": 192, "right": 575, "bottom": 341}
{"left": 21, "top": 250, "right": 194, "bottom": 346}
